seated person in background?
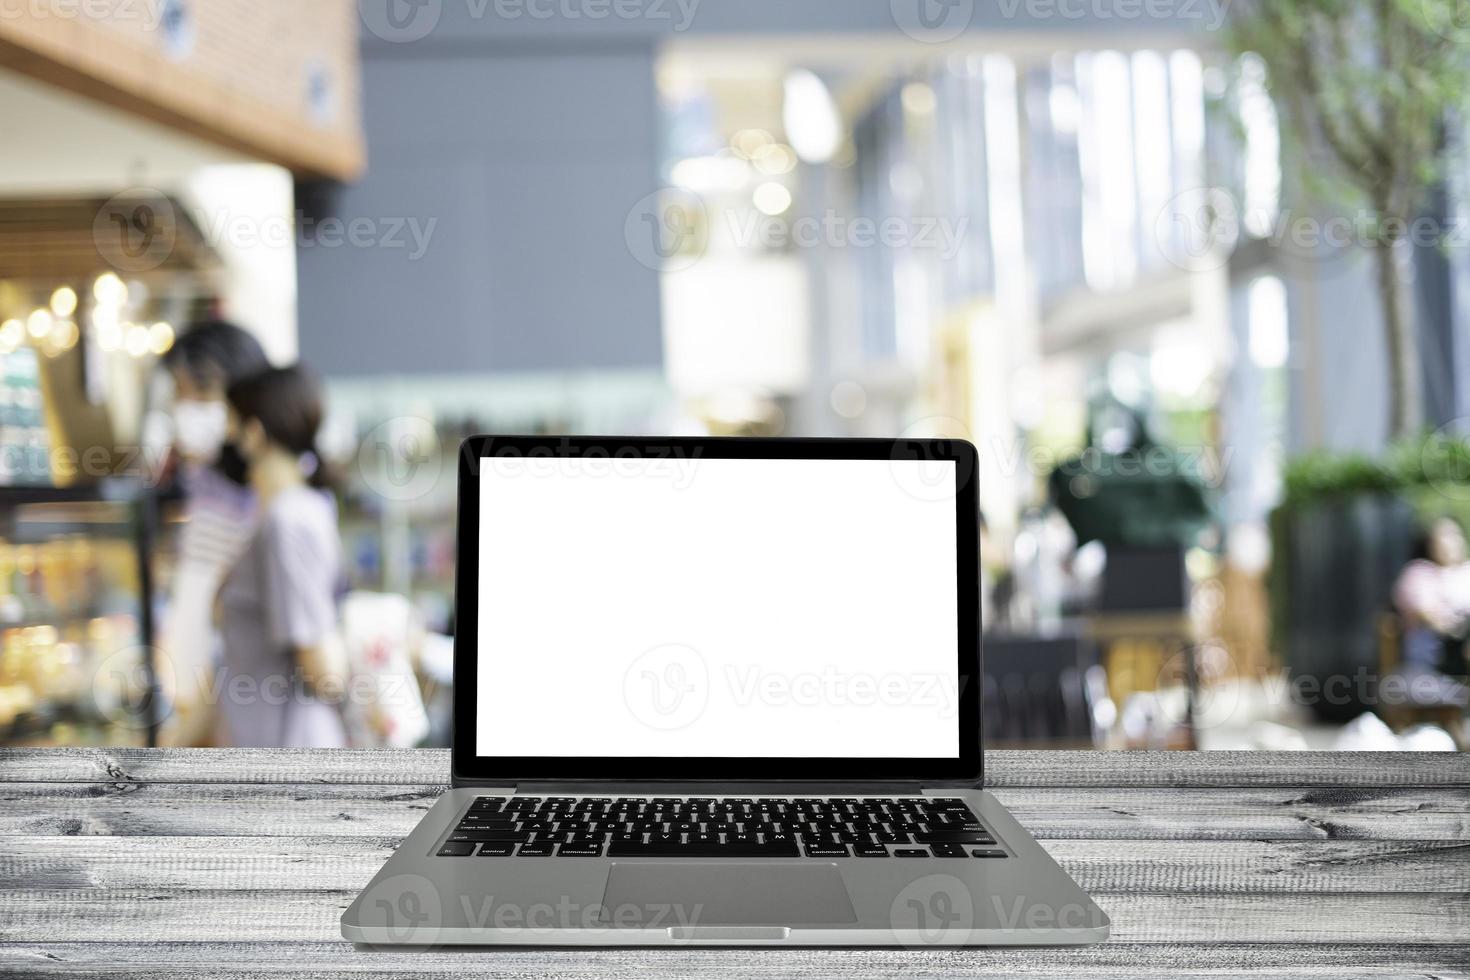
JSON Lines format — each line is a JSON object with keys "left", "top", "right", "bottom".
{"left": 1394, "top": 516, "right": 1470, "bottom": 676}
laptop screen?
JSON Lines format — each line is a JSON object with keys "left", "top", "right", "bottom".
{"left": 474, "top": 453, "right": 962, "bottom": 761}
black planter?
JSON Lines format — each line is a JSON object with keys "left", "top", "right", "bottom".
{"left": 1272, "top": 493, "right": 1418, "bottom": 721}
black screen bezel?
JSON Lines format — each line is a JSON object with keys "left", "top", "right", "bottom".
{"left": 451, "top": 435, "right": 981, "bottom": 786}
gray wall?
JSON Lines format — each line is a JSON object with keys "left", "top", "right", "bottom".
{"left": 301, "top": 0, "right": 1221, "bottom": 377}
{"left": 299, "top": 46, "right": 662, "bottom": 376}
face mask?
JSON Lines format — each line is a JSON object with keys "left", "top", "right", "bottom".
{"left": 173, "top": 400, "right": 228, "bottom": 460}
{"left": 216, "top": 440, "right": 251, "bottom": 486}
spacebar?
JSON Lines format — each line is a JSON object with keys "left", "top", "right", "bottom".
{"left": 607, "top": 843, "right": 799, "bottom": 858}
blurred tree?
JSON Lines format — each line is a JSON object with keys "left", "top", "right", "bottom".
{"left": 1230, "top": 0, "right": 1470, "bottom": 440}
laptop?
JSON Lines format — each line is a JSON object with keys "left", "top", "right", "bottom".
{"left": 342, "top": 436, "right": 1108, "bottom": 946}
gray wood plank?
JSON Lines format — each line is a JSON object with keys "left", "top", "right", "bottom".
{"left": 0, "top": 783, "right": 441, "bottom": 839}
{"left": 3, "top": 782, "right": 1464, "bottom": 841}
{"left": 993, "top": 786, "right": 1470, "bottom": 841}
{"left": 0, "top": 889, "right": 1464, "bottom": 943}
{"left": 2, "top": 836, "right": 1467, "bottom": 894}
{"left": 1, "top": 941, "right": 1468, "bottom": 979}
{"left": 2, "top": 748, "right": 1465, "bottom": 969}
{"left": 2, "top": 749, "right": 1468, "bottom": 788}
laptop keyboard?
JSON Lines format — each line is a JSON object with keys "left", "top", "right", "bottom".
{"left": 437, "top": 796, "right": 1006, "bottom": 859}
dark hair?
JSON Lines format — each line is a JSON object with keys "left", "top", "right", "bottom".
{"left": 227, "top": 365, "right": 335, "bottom": 491}
{"left": 163, "top": 319, "right": 270, "bottom": 390}
{"left": 1412, "top": 516, "right": 1465, "bottom": 564}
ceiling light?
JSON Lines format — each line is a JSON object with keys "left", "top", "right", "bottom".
{"left": 902, "top": 82, "right": 937, "bottom": 116}
{"left": 753, "top": 182, "right": 793, "bottom": 216}
{"left": 27, "top": 309, "right": 53, "bottom": 340}
{"left": 124, "top": 323, "right": 151, "bottom": 358}
{"left": 731, "top": 129, "right": 774, "bottom": 160}
{"left": 753, "top": 143, "right": 797, "bottom": 176}
{"left": 783, "top": 70, "right": 842, "bottom": 165}
{"left": 148, "top": 321, "right": 176, "bottom": 355}
{"left": 50, "top": 286, "right": 78, "bottom": 318}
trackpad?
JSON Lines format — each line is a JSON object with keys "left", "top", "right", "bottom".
{"left": 598, "top": 863, "right": 857, "bottom": 927}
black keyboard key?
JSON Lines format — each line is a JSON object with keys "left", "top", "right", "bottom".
{"left": 607, "top": 837, "right": 798, "bottom": 858}
{"left": 437, "top": 842, "right": 475, "bottom": 856}
{"left": 447, "top": 830, "right": 531, "bottom": 843}
{"left": 915, "top": 832, "right": 996, "bottom": 844}
{"left": 971, "top": 848, "right": 1007, "bottom": 858}
{"left": 458, "top": 817, "right": 516, "bottom": 829}
{"left": 484, "top": 796, "right": 1002, "bottom": 860}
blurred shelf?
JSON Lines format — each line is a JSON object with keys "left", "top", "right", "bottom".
{"left": 0, "top": 478, "right": 147, "bottom": 506}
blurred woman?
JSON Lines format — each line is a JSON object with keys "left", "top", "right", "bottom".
{"left": 157, "top": 321, "right": 270, "bottom": 745}
{"left": 1394, "top": 516, "right": 1470, "bottom": 676}
{"left": 217, "top": 366, "right": 348, "bottom": 747}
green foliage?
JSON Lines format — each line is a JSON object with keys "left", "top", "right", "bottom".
{"left": 1281, "top": 449, "right": 1398, "bottom": 503}
{"left": 1283, "top": 432, "right": 1470, "bottom": 527}
{"left": 1228, "top": 0, "right": 1470, "bottom": 226}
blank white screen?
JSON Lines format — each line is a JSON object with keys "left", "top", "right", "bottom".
{"left": 475, "top": 456, "right": 960, "bottom": 758}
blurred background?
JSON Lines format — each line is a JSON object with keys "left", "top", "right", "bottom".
{"left": 1, "top": 0, "right": 1467, "bottom": 752}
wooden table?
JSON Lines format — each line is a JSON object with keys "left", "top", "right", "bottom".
{"left": 0, "top": 748, "right": 1466, "bottom": 976}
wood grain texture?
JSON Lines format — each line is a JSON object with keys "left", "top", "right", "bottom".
{"left": 0, "top": 748, "right": 1466, "bottom": 976}
{"left": 0, "top": 888, "right": 1465, "bottom": 943}
{"left": 2, "top": 836, "right": 1466, "bottom": 894}
{"left": 1, "top": 942, "right": 1467, "bottom": 979}
{"left": 2, "top": 783, "right": 1463, "bottom": 841}
{"left": 3, "top": 748, "right": 1468, "bottom": 787}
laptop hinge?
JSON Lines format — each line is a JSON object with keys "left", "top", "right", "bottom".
{"left": 512, "top": 781, "right": 920, "bottom": 795}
